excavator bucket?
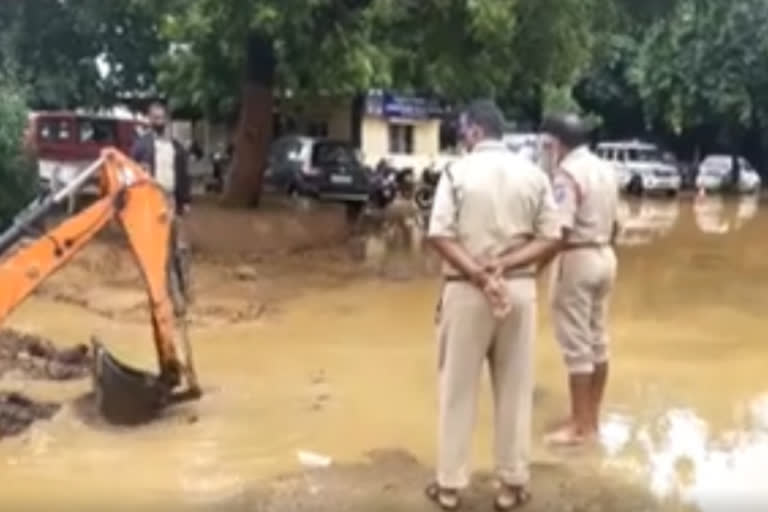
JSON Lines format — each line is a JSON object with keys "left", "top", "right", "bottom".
{"left": 91, "top": 339, "right": 200, "bottom": 425}
{"left": 91, "top": 340, "right": 171, "bottom": 425}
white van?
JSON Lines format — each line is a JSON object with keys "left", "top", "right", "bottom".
{"left": 595, "top": 140, "right": 681, "bottom": 195}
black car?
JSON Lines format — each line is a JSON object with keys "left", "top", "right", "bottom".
{"left": 265, "top": 136, "right": 370, "bottom": 205}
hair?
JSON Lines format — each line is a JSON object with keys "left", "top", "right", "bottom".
{"left": 463, "top": 99, "right": 506, "bottom": 139}
{"left": 540, "top": 113, "right": 591, "bottom": 148}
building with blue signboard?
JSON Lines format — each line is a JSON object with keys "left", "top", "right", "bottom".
{"left": 268, "top": 90, "right": 449, "bottom": 171}
{"left": 187, "top": 90, "right": 454, "bottom": 175}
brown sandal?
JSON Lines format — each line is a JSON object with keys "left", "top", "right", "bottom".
{"left": 494, "top": 485, "right": 531, "bottom": 511}
{"left": 425, "top": 482, "right": 461, "bottom": 510}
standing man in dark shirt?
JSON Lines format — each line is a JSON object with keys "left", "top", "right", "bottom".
{"left": 131, "top": 101, "right": 193, "bottom": 300}
{"left": 131, "top": 101, "right": 191, "bottom": 216}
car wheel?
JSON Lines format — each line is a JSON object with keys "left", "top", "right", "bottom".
{"left": 414, "top": 187, "right": 434, "bottom": 211}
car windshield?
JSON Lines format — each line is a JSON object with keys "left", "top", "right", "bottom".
{"left": 626, "top": 148, "right": 662, "bottom": 162}
{"left": 312, "top": 142, "right": 358, "bottom": 165}
{"left": 703, "top": 156, "right": 731, "bottom": 167}
{"left": 701, "top": 156, "right": 746, "bottom": 175}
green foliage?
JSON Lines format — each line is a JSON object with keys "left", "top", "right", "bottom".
{"left": 155, "top": 0, "right": 392, "bottom": 118}
{"left": 0, "top": 79, "right": 38, "bottom": 230}
{"left": 155, "top": 0, "right": 602, "bottom": 119}
{"left": 630, "top": 0, "right": 768, "bottom": 136}
{"left": 6, "top": 0, "right": 767, "bottom": 162}
{"left": 0, "top": 0, "right": 166, "bottom": 109}
{"left": 0, "top": 0, "right": 615, "bottom": 124}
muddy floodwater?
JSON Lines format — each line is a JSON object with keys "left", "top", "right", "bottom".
{"left": 0, "top": 195, "right": 767, "bottom": 511}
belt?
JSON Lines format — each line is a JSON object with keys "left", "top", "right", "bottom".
{"left": 443, "top": 270, "right": 536, "bottom": 282}
{"left": 561, "top": 241, "right": 608, "bottom": 251}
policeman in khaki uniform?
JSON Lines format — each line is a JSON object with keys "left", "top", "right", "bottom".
{"left": 539, "top": 114, "right": 620, "bottom": 446}
{"left": 425, "top": 100, "right": 562, "bottom": 510}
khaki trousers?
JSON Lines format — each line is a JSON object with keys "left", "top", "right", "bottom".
{"left": 551, "top": 247, "right": 617, "bottom": 374}
{"left": 437, "top": 278, "right": 536, "bottom": 489}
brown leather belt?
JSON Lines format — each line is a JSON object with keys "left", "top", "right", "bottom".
{"left": 443, "top": 270, "right": 536, "bottom": 282}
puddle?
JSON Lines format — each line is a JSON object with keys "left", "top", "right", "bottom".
{"left": 0, "top": 196, "right": 766, "bottom": 510}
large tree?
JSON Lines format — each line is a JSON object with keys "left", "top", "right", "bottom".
{"left": 630, "top": 0, "right": 768, "bottom": 157}
{"left": 156, "top": 0, "right": 390, "bottom": 206}
{"left": 159, "top": 0, "right": 602, "bottom": 206}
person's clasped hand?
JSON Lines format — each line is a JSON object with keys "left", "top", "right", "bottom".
{"left": 475, "top": 258, "right": 513, "bottom": 319}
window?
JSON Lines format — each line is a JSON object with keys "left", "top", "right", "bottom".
{"left": 38, "top": 119, "right": 72, "bottom": 142}
{"left": 627, "top": 148, "right": 662, "bottom": 162}
{"left": 312, "top": 142, "right": 357, "bottom": 166}
{"left": 739, "top": 158, "right": 754, "bottom": 171}
{"left": 78, "top": 119, "right": 117, "bottom": 144}
{"left": 388, "top": 124, "right": 414, "bottom": 154}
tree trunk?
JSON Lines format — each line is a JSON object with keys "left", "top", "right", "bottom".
{"left": 222, "top": 32, "right": 277, "bottom": 207}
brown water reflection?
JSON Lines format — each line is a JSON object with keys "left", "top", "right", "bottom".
{"left": 0, "top": 196, "right": 766, "bottom": 511}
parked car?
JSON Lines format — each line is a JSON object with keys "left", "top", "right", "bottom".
{"left": 595, "top": 140, "right": 681, "bottom": 196}
{"left": 265, "top": 137, "right": 370, "bottom": 206}
{"left": 695, "top": 154, "right": 762, "bottom": 194}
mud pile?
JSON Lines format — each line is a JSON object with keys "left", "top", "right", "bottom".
{"left": 0, "top": 392, "right": 59, "bottom": 439}
{"left": 0, "top": 329, "right": 91, "bottom": 380}
{"left": 0, "top": 329, "right": 91, "bottom": 439}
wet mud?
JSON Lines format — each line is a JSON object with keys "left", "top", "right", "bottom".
{"left": 0, "top": 392, "right": 59, "bottom": 439}
{"left": 0, "top": 329, "right": 90, "bottom": 438}
{"left": 1, "top": 196, "right": 766, "bottom": 511}
{"left": 250, "top": 450, "right": 695, "bottom": 512}
{"left": 0, "top": 329, "right": 90, "bottom": 381}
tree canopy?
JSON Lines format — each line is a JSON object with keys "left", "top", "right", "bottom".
{"left": 0, "top": 0, "right": 166, "bottom": 108}
{"left": 0, "top": 78, "right": 38, "bottom": 230}
{"left": 3, "top": 0, "right": 768, "bottom": 202}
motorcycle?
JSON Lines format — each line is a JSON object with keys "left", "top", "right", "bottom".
{"left": 414, "top": 165, "right": 442, "bottom": 212}
{"left": 368, "top": 160, "right": 416, "bottom": 210}
{"left": 205, "top": 144, "right": 233, "bottom": 193}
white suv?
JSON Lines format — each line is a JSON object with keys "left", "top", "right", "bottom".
{"left": 596, "top": 140, "right": 681, "bottom": 196}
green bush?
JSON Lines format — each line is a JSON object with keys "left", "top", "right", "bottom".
{"left": 0, "top": 79, "right": 37, "bottom": 231}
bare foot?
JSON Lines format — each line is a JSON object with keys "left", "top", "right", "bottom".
{"left": 544, "top": 423, "right": 593, "bottom": 447}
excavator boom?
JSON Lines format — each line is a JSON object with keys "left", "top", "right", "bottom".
{"left": 0, "top": 148, "right": 200, "bottom": 423}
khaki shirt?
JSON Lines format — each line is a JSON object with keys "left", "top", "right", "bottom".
{"left": 428, "top": 140, "right": 562, "bottom": 277}
{"left": 552, "top": 146, "right": 619, "bottom": 245}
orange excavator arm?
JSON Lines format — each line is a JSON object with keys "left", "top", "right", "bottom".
{"left": 0, "top": 148, "right": 199, "bottom": 398}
